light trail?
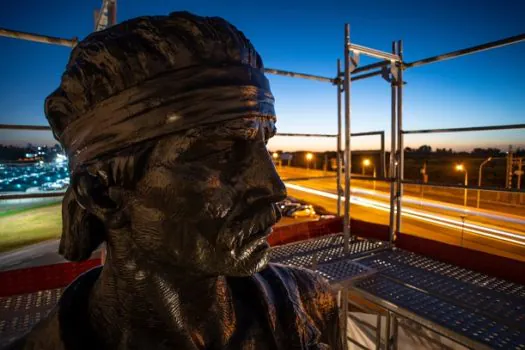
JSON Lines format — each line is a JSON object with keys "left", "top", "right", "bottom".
{"left": 349, "top": 186, "right": 525, "bottom": 226}
{"left": 285, "top": 183, "right": 525, "bottom": 246}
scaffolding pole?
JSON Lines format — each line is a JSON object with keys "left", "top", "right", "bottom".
{"left": 389, "top": 41, "right": 398, "bottom": 244}
{"left": 380, "top": 132, "right": 386, "bottom": 178}
{"left": 264, "top": 68, "right": 335, "bottom": 83}
{"left": 0, "top": 124, "right": 51, "bottom": 131}
{"left": 343, "top": 23, "right": 352, "bottom": 253}
{"left": 337, "top": 59, "right": 343, "bottom": 216}
{"left": 405, "top": 33, "right": 525, "bottom": 69}
{"left": 276, "top": 133, "right": 337, "bottom": 137}
{"left": 395, "top": 40, "right": 404, "bottom": 237}
{"left": 0, "top": 27, "right": 77, "bottom": 47}
{"left": 402, "top": 123, "right": 525, "bottom": 134}
{"left": 348, "top": 43, "right": 401, "bottom": 62}
{"left": 342, "top": 24, "right": 351, "bottom": 350}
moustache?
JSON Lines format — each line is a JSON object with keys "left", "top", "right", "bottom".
{"left": 220, "top": 201, "right": 281, "bottom": 249}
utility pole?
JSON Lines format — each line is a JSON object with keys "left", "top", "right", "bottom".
{"left": 506, "top": 145, "right": 513, "bottom": 189}
{"left": 477, "top": 157, "right": 492, "bottom": 208}
{"left": 517, "top": 158, "right": 524, "bottom": 205}
{"left": 515, "top": 157, "right": 523, "bottom": 190}
{"left": 420, "top": 160, "right": 427, "bottom": 201}
{"left": 421, "top": 160, "right": 428, "bottom": 183}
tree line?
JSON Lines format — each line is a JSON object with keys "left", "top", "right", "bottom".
{"left": 404, "top": 145, "right": 525, "bottom": 157}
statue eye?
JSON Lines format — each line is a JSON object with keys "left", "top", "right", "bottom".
{"left": 177, "top": 140, "right": 232, "bottom": 163}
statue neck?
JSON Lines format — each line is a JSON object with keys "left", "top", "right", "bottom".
{"left": 88, "top": 249, "right": 236, "bottom": 349}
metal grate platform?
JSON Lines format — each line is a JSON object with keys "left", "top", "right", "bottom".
{"left": 270, "top": 235, "right": 385, "bottom": 288}
{"left": 354, "top": 275, "right": 525, "bottom": 350}
{"left": 358, "top": 250, "right": 525, "bottom": 328}
{"left": 315, "top": 260, "right": 374, "bottom": 284}
{"left": 271, "top": 234, "right": 388, "bottom": 268}
{"left": 377, "top": 249, "right": 525, "bottom": 299}
{"left": 0, "top": 288, "right": 63, "bottom": 347}
{"left": 270, "top": 234, "right": 347, "bottom": 261}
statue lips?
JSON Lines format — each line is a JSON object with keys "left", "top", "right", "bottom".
{"left": 237, "top": 205, "right": 279, "bottom": 260}
{"left": 239, "top": 226, "right": 273, "bottom": 260}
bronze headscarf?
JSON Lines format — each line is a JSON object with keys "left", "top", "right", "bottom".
{"left": 45, "top": 11, "right": 275, "bottom": 172}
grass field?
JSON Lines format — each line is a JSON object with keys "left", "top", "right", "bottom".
{"left": 0, "top": 203, "right": 62, "bottom": 253}
{"left": 0, "top": 197, "right": 319, "bottom": 253}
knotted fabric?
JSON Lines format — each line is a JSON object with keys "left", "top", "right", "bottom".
{"left": 55, "top": 64, "right": 275, "bottom": 170}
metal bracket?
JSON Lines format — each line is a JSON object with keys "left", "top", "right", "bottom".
{"left": 390, "top": 63, "right": 399, "bottom": 84}
{"left": 381, "top": 66, "right": 392, "bottom": 83}
{"left": 332, "top": 76, "right": 344, "bottom": 88}
{"left": 349, "top": 52, "right": 360, "bottom": 73}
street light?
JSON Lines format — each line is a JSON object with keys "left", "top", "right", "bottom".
{"left": 362, "top": 158, "right": 377, "bottom": 190}
{"left": 305, "top": 152, "right": 314, "bottom": 171}
{"left": 362, "top": 158, "right": 371, "bottom": 175}
{"left": 455, "top": 163, "right": 468, "bottom": 207}
{"left": 477, "top": 157, "right": 492, "bottom": 208}
{"left": 272, "top": 152, "right": 281, "bottom": 169}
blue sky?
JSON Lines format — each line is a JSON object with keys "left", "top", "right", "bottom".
{"left": 0, "top": 0, "right": 524, "bottom": 151}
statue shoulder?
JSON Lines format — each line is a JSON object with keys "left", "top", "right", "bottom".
{"left": 262, "top": 263, "right": 343, "bottom": 349}
{"left": 266, "top": 262, "right": 333, "bottom": 298}
{"left": 264, "top": 263, "right": 338, "bottom": 321}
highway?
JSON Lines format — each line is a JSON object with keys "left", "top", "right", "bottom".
{"left": 278, "top": 166, "right": 525, "bottom": 262}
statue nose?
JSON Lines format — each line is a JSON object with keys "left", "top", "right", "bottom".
{"left": 244, "top": 146, "right": 287, "bottom": 206}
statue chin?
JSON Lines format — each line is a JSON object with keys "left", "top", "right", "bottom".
{"left": 232, "top": 241, "right": 272, "bottom": 276}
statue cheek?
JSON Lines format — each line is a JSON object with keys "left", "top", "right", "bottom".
{"left": 202, "top": 185, "right": 236, "bottom": 219}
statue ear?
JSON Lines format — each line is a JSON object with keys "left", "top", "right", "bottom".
{"left": 59, "top": 186, "right": 105, "bottom": 261}
{"left": 60, "top": 171, "right": 125, "bottom": 261}
{"left": 73, "top": 171, "right": 119, "bottom": 216}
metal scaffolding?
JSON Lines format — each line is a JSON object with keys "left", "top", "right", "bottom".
{"left": 1, "top": 11, "right": 524, "bottom": 243}
{"left": 0, "top": 6, "right": 525, "bottom": 349}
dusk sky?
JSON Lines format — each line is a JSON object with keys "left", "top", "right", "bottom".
{"left": 0, "top": 0, "right": 524, "bottom": 152}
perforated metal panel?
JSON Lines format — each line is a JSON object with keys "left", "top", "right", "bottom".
{"left": 270, "top": 234, "right": 347, "bottom": 261}
{"left": 271, "top": 235, "right": 384, "bottom": 287}
{"left": 379, "top": 250, "right": 525, "bottom": 299}
{"left": 271, "top": 234, "right": 387, "bottom": 267}
{"left": 358, "top": 250, "right": 525, "bottom": 328}
{"left": 0, "top": 288, "right": 63, "bottom": 347}
{"left": 315, "top": 260, "right": 370, "bottom": 283}
{"left": 355, "top": 276, "right": 525, "bottom": 349}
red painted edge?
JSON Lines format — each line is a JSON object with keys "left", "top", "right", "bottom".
{"left": 1, "top": 218, "right": 523, "bottom": 297}
{"left": 0, "top": 258, "right": 101, "bottom": 297}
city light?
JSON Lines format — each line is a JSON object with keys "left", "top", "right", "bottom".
{"left": 55, "top": 154, "right": 67, "bottom": 164}
{"left": 454, "top": 163, "right": 468, "bottom": 206}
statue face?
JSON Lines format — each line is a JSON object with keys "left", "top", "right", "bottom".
{"left": 124, "top": 117, "right": 286, "bottom": 276}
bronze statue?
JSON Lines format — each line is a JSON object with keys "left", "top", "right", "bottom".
{"left": 5, "top": 12, "right": 342, "bottom": 350}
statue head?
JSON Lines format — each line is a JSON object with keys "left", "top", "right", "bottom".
{"left": 45, "top": 12, "right": 286, "bottom": 277}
